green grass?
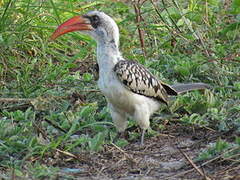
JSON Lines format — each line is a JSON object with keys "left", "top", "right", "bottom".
{"left": 0, "top": 0, "right": 240, "bottom": 178}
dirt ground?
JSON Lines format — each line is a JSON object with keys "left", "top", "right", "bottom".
{"left": 45, "top": 124, "right": 239, "bottom": 180}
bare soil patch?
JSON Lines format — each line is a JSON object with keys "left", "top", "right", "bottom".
{"left": 43, "top": 124, "right": 239, "bottom": 180}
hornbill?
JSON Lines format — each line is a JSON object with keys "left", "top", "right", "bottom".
{"left": 51, "top": 11, "right": 210, "bottom": 145}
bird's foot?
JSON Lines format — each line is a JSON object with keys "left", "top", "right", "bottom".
{"left": 113, "top": 131, "right": 128, "bottom": 143}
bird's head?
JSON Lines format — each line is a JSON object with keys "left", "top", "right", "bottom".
{"left": 51, "top": 11, "right": 119, "bottom": 47}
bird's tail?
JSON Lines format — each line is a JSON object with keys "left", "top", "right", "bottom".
{"left": 171, "top": 83, "right": 211, "bottom": 94}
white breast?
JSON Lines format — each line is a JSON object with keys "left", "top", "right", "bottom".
{"left": 96, "top": 43, "right": 160, "bottom": 117}
{"left": 98, "top": 70, "right": 160, "bottom": 116}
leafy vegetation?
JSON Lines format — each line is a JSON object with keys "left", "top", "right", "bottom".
{"left": 197, "top": 138, "right": 240, "bottom": 161}
{"left": 0, "top": 0, "right": 239, "bottom": 179}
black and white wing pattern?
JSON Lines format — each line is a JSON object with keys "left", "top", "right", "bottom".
{"left": 113, "top": 60, "right": 178, "bottom": 104}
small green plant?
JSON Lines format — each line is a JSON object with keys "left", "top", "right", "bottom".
{"left": 197, "top": 138, "right": 240, "bottom": 161}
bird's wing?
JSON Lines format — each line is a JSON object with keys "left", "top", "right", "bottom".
{"left": 113, "top": 60, "right": 178, "bottom": 104}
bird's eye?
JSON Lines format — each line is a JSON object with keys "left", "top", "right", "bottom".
{"left": 90, "top": 15, "right": 100, "bottom": 28}
{"left": 92, "top": 15, "right": 99, "bottom": 22}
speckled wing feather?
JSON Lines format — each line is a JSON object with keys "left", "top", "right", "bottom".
{"left": 113, "top": 60, "right": 178, "bottom": 104}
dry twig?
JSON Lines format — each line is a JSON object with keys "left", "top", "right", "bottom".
{"left": 44, "top": 118, "right": 67, "bottom": 133}
{"left": 0, "top": 98, "right": 33, "bottom": 103}
{"left": 132, "top": 0, "right": 146, "bottom": 56}
{"left": 177, "top": 147, "right": 211, "bottom": 180}
{"left": 111, "top": 142, "right": 137, "bottom": 164}
{"left": 56, "top": 148, "right": 94, "bottom": 167}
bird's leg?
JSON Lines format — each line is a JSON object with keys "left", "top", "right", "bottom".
{"left": 140, "top": 129, "right": 146, "bottom": 146}
{"left": 134, "top": 105, "right": 150, "bottom": 146}
{"left": 113, "top": 131, "right": 128, "bottom": 143}
{"left": 109, "top": 104, "right": 128, "bottom": 142}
